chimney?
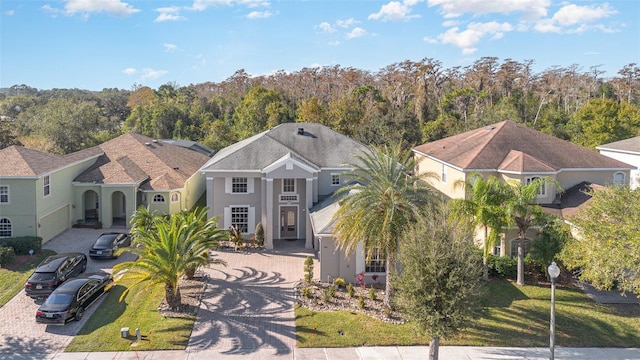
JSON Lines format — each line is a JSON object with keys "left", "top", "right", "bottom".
{"left": 297, "top": 127, "right": 304, "bottom": 135}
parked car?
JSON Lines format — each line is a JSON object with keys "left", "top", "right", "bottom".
{"left": 89, "top": 232, "right": 131, "bottom": 259}
{"left": 35, "top": 272, "right": 113, "bottom": 325}
{"left": 25, "top": 253, "right": 88, "bottom": 299}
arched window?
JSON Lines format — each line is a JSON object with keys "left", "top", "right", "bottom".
{"left": 613, "top": 172, "right": 626, "bottom": 186}
{"left": 0, "top": 218, "right": 11, "bottom": 238}
{"left": 510, "top": 238, "right": 531, "bottom": 258}
{"left": 171, "top": 193, "right": 179, "bottom": 202}
{"left": 153, "top": 194, "right": 165, "bottom": 203}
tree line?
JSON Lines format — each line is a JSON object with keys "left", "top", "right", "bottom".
{"left": 1, "top": 58, "right": 639, "bottom": 154}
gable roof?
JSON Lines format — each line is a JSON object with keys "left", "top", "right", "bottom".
{"left": 597, "top": 136, "right": 640, "bottom": 155}
{"left": 0, "top": 145, "right": 102, "bottom": 177}
{"left": 74, "top": 133, "right": 210, "bottom": 190}
{"left": 200, "top": 122, "right": 372, "bottom": 172}
{"left": 412, "top": 120, "right": 633, "bottom": 172}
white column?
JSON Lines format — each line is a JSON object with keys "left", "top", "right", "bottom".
{"left": 305, "top": 178, "right": 314, "bottom": 249}
{"left": 206, "top": 176, "right": 214, "bottom": 220}
{"left": 266, "top": 178, "right": 274, "bottom": 249}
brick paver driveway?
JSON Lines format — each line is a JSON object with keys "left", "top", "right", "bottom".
{"left": 187, "top": 239, "right": 318, "bottom": 357}
{"left": 0, "top": 227, "right": 134, "bottom": 356}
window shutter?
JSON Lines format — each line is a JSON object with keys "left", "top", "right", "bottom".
{"left": 248, "top": 207, "right": 255, "bottom": 233}
{"left": 225, "top": 178, "right": 231, "bottom": 194}
{"left": 247, "top": 178, "right": 254, "bottom": 194}
{"left": 223, "top": 207, "right": 231, "bottom": 228}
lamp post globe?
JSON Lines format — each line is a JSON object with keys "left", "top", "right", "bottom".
{"left": 548, "top": 261, "right": 560, "bottom": 360}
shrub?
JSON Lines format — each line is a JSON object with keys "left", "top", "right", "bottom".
{"left": 304, "top": 256, "right": 314, "bottom": 284}
{"left": 0, "top": 236, "right": 42, "bottom": 255}
{"left": 323, "top": 286, "right": 335, "bottom": 302}
{"left": 302, "top": 287, "right": 312, "bottom": 298}
{"left": 358, "top": 294, "right": 365, "bottom": 309}
{"left": 346, "top": 283, "right": 355, "bottom": 297}
{"left": 0, "top": 246, "right": 15, "bottom": 266}
{"left": 369, "top": 286, "right": 377, "bottom": 301}
{"left": 333, "top": 277, "right": 346, "bottom": 288}
{"left": 254, "top": 222, "right": 265, "bottom": 247}
{"left": 488, "top": 254, "right": 517, "bottom": 279}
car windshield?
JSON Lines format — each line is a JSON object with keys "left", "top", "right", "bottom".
{"left": 95, "top": 236, "right": 116, "bottom": 246}
{"left": 30, "top": 272, "right": 56, "bottom": 281}
{"left": 44, "top": 293, "right": 74, "bottom": 305}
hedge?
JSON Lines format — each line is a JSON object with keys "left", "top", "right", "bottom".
{"left": 0, "top": 236, "right": 42, "bottom": 255}
{"left": 0, "top": 246, "right": 15, "bottom": 266}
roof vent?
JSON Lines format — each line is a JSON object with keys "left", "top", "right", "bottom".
{"left": 485, "top": 125, "right": 496, "bottom": 130}
{"left": 145, "top": 142, "right": 151, "bottom": 146}
{"left": 152, "top": 139, "right": 159, "bottom": 143}
{"left": 297, "top": 127, "right": 304, "bottom": 135}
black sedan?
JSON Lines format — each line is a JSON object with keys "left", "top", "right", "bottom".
{"left": 35, "top": 272, "right": 113, "bottom": 325}
{"left": 89, "top": 232, "right": 131, "bottom": 259}
{"left": 25, "top": 253, "right": 87, "bottom": 299}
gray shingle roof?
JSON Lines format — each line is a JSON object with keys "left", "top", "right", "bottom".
{"left": 413, "top": 120, "right": 633, "bottom": 172}
{"left": 201, "top": 123, "right": 372, "bottom": 172}
{"left": 597, "top": 136, "right": 640, "bottom": 154}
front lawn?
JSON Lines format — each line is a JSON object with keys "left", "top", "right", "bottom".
{"left": 296, "top": 279, "right": 640, "bottom": 348}
{"left": 66, "top": 279, "right": 196, "bottom": 352}
{"left": 0, "top": 250, "right": 56, "bottom": 307}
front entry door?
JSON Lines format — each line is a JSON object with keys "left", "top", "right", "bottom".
{"left": 280, "top": 206, "right": 297, "bottom": 239}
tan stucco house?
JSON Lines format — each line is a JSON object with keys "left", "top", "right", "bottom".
{"left": 597, "top": 136, "right": 640, "bottom": 189}
{"left": 412, "top": 120, "right": 635, "bottom": 257}
{"left": 0, "top": 133, "right": 210, "bottom": 243}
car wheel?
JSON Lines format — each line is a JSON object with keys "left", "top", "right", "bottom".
{"left": 75, "top": 307, "right": 85, "bottom": 321}
{"left": 81, "top": 262, "right": 87, "bottom": 273}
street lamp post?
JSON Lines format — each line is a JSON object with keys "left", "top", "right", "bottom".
{"left": 548, "top": 261, "right": 560, "bottom": 360}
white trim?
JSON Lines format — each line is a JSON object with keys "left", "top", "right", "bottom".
{"left": 43, "top": 175, "right": 51, "bottom": 197}
{"left": 0, "top": 217, "right": 12, "bottom": 238}
{"left": 278, "top": 204, "right": 299, "bottom": 239}
{"left": 224, "top": 205, "right": 254, "bottom": 234}
{"left": 596, "top": 147, "right": 640, "bottom": 156}
{"left": 282, "top": 178, "right": 296, "bottom": 193}
{"left": 262, "top": 153, "right": 318, "bottom": 174}
{"left": 330, "top": 173, "right": 341, "bottom": 186}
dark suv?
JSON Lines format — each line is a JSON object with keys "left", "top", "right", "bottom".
{"left": 89, "top": 232, "right": 130, "bottom": 259}
{"left": 25, "top": 253, "right": 88, "bottom": 299}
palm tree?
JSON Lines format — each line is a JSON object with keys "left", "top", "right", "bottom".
{"left": 449, "top": 173, "right": 510, "bottom": 281}
{"left": 504, "top": 177, "right": 560, "bottom": 285}
{"left": 114, "top": 207, "right": 227, "bottom": 308}
{"left": 332, "top": 145, "right": 438, "bottom": 306}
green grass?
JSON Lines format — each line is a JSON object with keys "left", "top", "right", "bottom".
{"left": 0, "top": 249, "right": 56, "bottom": 307}
{"left": 65, "top": 280, "right": 195, "bottom": 352}
{"left": 296, "top": 279, "right": 640, "bottom": 348}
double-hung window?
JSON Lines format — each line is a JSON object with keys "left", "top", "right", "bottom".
{"left": 283, "top": 178, "right": 295, "bottom": 193}
{"left": 365, "top": 247, "right": 386, "bottom": 273}
{"left": 0, "top": 186, "right": 8, "bottom": 204}
{"left": 43, "top": 175, "right": 50, "bottom": 197}
{"left": 231, "top": 206, "right": 249, "bottom": 233}
{"left": 232, "top": 177, "right": 248, "bottom": 193}
{"left": 525, "top": 176, "right": 546, "bottom": 196}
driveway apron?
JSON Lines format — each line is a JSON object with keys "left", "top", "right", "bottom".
{"left": 0, "top": 228, "right": 131, "bottom": 356}
{"left": 187, "top": 239, "right": 317, "bottom": 357}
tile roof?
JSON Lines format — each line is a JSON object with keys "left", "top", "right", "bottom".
{"left": 412, "top": 120, "right": 633, "bottom": 172}
{"left": 74, "top": 133, "right": 210, "bottom": 190}
{"left": 201, "top": 122, "right": 372, "bottom": 172}
{"left": 0, "top": 145, "right": 102, "bottom": 177}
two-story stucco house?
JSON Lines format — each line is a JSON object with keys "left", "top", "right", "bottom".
{"left": 0, "top": 133, "right": 210, "bottom": 243}
{"left": 412, "top": 120, "right": 635, "bottom": 257}
{"left": 597, "top": 136, "right": 640, "bottom": 189}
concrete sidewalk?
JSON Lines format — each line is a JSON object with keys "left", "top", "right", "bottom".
{"left": 7, "top": 346, "right": 640, "bottom": 359}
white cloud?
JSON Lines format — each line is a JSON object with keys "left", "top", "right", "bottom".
{"left": 163, "top": 43, "right": 178, "bottom": 52}
{"left": 318, "top": 22, "right": 336, "bottom": 33}
{"left": 64, "top": 0, "right": 140, "bottom": 17}
{"left": 423, "top": 36, "right": 438, "bottom": 44}
{"left": 140, "top": 68, "right": 168, "bottom": 81}
{"left": 123, "top": 68, "right": 137, "bottom": 76}
{"left": 191, "top": 0, "right": 270, "bottom": 11}
{"left": 329, "top": 40, "right": 341, "bottom": 46}
{"left": 246, "top": 10, "right": 273, "bottom": 19}
{"left": 438, "top": 21, "right": 512, "bottom": 53}
{"left": 5, "top": 10, "right": 14, "bottom": 16}
{"left": 155, "top": 6, "right": 186, "bottom": 22}
{"left": 368, "top": 1, "right": 420, "bottom": 21}
{"left": 346, "top": 27, "right": 366, "bottom": 39}
{"left": 534, "top": 3, "right": 617, "bottom": 34}
{"left": 427, "top": 0, "right": 550, "bottom": 20}
{"left": 442, "top": 20, "right": 459, "bottom": 27}
{"left": 336, "top": 18, "right": 358, "bottom": 28}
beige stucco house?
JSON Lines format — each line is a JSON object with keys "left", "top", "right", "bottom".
{"left": 0, "top": 133, "right": 210, "bottom": 243}
{"left": 412, "top": 120, "right": 635, "bottom": 257}
{"left": 597, "top": 136, "right": 640, "bottom": 189}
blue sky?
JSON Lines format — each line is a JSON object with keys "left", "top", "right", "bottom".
{"left": 1, "top": 0, "right": 638, "bottom": 91}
